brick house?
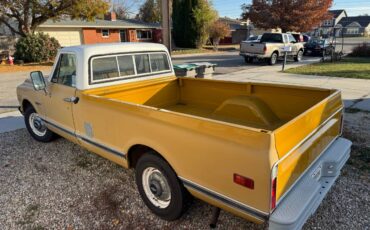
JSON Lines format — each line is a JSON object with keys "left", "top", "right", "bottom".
{"left": 37, "top": 12, "right": 161, "bottom": 47}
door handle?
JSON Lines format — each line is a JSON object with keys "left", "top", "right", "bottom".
{"left": 63, "top": 97, "right": 79, "bottom": 104}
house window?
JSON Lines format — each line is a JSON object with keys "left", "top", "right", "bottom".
{"left": 137, "top": 30, "right": 152, "bottom": 40}
{"left": 346, "top": 27, "right": 359, "bottom": 35}
{"left": 101, "top": 29, "right": 110, "bottom": 37}
{"left": 323, "top": 20, "right": 332, "bottom": 26}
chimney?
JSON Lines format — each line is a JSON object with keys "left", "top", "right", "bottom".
{"left": 104, "top": 12, "right": 117, "bottom": 21}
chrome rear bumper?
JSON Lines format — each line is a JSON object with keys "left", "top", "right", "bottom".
{"left": 269, "top": 137, "right": 351, "bottom": 230}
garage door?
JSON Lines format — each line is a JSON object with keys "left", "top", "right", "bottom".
{"left": 38, "top": 28, "right": 82, "bottom": 47}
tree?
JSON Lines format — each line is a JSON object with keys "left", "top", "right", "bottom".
{"left": 172, "top": 0, "right": 217, "bottom": 48}
{"left": 209, "top": 21, "right": 230, "bottom": 50}
{"left": 136, "top": 0, "right": 161, "bottom": 23}
{"left": 241, "top": 0, "right": 333, "bottom": 33}
{"left": 193, "top": 0, "right": 217, "bottom": 48}
{"left": 172, "top": 0, "right": 197, "bottom": 48}
{"left": 0, "top": 0, "right": 109, "bottom": 37}
{"left": 113, "top": 0, "right": 142, "bottom": 19}
{"left": 114, "top": 6, "right": 130, "bottom": 20}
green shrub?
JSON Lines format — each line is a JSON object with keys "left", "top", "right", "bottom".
{"left": 14, "top": 33, "right": 60, "bottom": 63}
{"left": 349, "top": 43, "right": 370, "bottom": 57}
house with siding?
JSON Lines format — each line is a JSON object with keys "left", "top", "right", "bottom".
{"left": 336, "top": 16, "right": 370, "bottom": 37}
{"left": 312, "top": 10, "right": 347, "bottom": 37}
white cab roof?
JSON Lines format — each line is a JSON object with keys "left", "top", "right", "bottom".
{"left": 61, "top": 42, "right": 170, "bottom": 57}
{"left": 49, "top": 43, "right": 174, "bottom": 90}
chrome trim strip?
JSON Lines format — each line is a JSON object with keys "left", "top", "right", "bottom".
{"left": 275, "top": 107, "right": 342, "bottom": 165}
{"left": 179, "top": 177, "right": 268, "bottom": 220}
{"left": 78, "top": 135, "right": 126, "bottom": 159}
{"left": 43, "top": 118, "right": 126, "bottom": 159}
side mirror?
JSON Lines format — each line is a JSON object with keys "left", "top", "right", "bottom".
{"left": 30, "top": 71, "right": 46, "bottom": 91}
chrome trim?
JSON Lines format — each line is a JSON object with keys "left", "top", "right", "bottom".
{"left": 179, "top": 177, "right": 268, "bottom": 220}
{"left": 42, "top": 118, "right": 126, "bottom": 159}
{"left": 275, "top": 107, "right": 342, "bottom": 165}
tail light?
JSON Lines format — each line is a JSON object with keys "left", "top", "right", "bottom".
{"left": 263, "top": 45, "right": 267, "bottom": 54}
{"left": 234, "top": 173, "right": 254, "bottom": 189}
{"left": 271, "top": 164, "right": 278, "bottom": 210}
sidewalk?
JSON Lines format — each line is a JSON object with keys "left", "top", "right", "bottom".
{"left": 214, "top": 62, "right": 370, "bottom": 111}
{"left": 0, "top": 111, "right": 25, "bottom": 133}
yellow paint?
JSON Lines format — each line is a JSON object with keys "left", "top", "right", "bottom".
{"left": 18, "top": 75, "right": 343, "bottom": 222}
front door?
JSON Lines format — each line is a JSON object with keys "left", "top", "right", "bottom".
{"left": 120, "top": 30, "right": 127, "bottom": 42}
{"left": 45, "top": 53, "right": 77, "bottom": 140}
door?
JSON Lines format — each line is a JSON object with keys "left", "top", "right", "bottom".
{"left": 287, "top": 34, "right": 298, "bottom": 55}
{"left": 39, "top": 28, "right": 82, "bottom": 47}
{"left": 45, "top": 53, "right": 77, "bottom": 139}
{"left": 120, "top": 30, "right": 127, "bottom": 42}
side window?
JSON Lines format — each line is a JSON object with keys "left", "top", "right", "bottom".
{"left": 150, "top": 53, "right": 170, "bottom": 72}
{"left": 135, "top": 54, "right": 151, "bottom": 74}
{"left": 51, "top": 54, "right": 77, "bottom": 87}
{"left": 117, "top": 55, "right": 135, "bottom": 76}
{"left": 92, "top": 57, "right": 119, "bottom": 81}
{"left": 288, "top": 34, "right": 296, "bottom": 43}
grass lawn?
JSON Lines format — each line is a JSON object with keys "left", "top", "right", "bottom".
{"left": 171, "top": 48, "right": 217, "bottom": 55}
{"left": 0, "top": 62, "right": 53, "bottom": 73}
{"left": 285, "top": 57, "right": 370, "bottom": 79}
{"left": 171, "top": 44, "right": 238, "bottom": 55}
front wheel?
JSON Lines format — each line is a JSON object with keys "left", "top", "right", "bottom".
{"left": 294, "top": 50, "right": 303, "bottom": 62}
{"left": 24, "top": 106, "right": 56, "bottom": 142}
{"left": 135, "top": 153, "right": 189, "bottom": 221}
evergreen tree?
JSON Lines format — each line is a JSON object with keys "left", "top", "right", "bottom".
{"left": 172, "top": 0, "right": 216, "bottom": 48}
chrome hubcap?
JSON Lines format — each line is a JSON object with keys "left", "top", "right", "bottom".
{"left": 272, "top": 54, "right": 277, "bottom": 63}
{"left": 29, "top": 113, "right": 46, "bottom": 136}
{"left": 142, "top": 167, "right": 171, "bottom": 208}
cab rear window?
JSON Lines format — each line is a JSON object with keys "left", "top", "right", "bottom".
{"left": 91, "top": 52, "right": 171, "bottom": 84}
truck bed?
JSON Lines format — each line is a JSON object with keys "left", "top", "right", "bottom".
{"left": 83, "top": 76, "right": 343, "bottom": 209}
{"left": 84, "top": 76, "right": 334, "bottom": 131}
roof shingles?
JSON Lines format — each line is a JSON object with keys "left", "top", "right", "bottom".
{"left": 40, "top": 18, "right": 160, "bottom": 29}
{"left": 338, "top": 16, "right": 370, "bottom": 27}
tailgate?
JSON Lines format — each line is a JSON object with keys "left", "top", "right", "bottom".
{"left": 241, "top": 42, "right": 265, "bottom": 54}
{"left": 273, "top": 90, "right": 343, "bottom": 201}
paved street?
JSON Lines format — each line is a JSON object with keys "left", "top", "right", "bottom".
{"left": 172, "top": 51, "right": 320, "bottom": 75}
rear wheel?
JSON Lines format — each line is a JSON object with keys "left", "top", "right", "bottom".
{"left": 294, "top": 50, "right": 303, "bottom": 62}
{"left": 24, "top": 106, "right": 56, "bottom": 142}
{"left": 135, "top": 153, "right": 189, "bottom": 221}
{"left": 244, "top": 56, "right": 253, "bottom": 63}
{"left": 269, "top": 52, "right": 278, "bottom": 65}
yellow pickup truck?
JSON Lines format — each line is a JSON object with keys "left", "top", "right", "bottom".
{"left": 17, "top": 43, "right": 351, "bottom": 229}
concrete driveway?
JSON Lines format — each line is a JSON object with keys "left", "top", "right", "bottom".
{"left": 0, "top": 69, "right": 51, "bottom": 114}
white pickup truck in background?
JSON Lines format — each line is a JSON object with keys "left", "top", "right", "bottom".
{"left": 240, "top": 33, "right": 305, "bottom": 65}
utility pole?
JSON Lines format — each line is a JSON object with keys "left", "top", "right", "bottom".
{"left": 161, "top": 0, "right": 171, "bottom": 52}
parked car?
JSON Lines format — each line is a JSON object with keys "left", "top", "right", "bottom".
{"left": 17, "top": 43, "right": 351, "bottom": 230}
{"left": 304, "top": 38, "right": 334, "bottom": 56}
{"left": 245, "top": 35, "right": 262, "bottom": 43}
{"left": 289, "top": 33, "right": 304, "bottom": 43}
{"left": 240, "top": 32, "right": 305, "bottom": 65}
